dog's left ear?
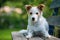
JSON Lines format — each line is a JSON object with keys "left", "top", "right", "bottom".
{"left": 25, "top": 5, "right": 32, "bottom": 11}
{"left": 37, "top": 4, "right": 45, "bottom": 11}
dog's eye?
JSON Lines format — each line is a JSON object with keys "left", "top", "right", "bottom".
{"left": 30, "top": 12, "right": 32, "bottom": 15}
{"left": 36, "top": 13, "right": 38, "bottom": 15}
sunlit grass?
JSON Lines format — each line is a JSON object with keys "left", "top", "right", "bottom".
{"left": 0, "top": 29, "right": 20, "bottom": 40}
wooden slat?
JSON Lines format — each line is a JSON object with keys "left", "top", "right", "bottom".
{"left": 11, "top": 32, "right": 60, "bottom": 40}
{"left": 50, "top": 0, "right": 60, "bottom": 8}
{"left": 47, "top": 16, "right": 60, "bottom": 26}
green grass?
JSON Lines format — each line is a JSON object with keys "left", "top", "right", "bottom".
{"left": 0, "top": 29, "right": 20, "bottom": 40}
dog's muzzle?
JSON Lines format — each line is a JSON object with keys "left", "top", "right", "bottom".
{"left": 32, "top": 17, "right": 35, "bottom": 21}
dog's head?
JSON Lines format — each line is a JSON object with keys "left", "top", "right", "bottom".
{"left": 25, "top": 4, "right": 45, "bottom": 22}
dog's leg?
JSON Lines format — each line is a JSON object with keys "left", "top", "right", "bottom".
{"left": 19, "top": 30, "right": 27, "bottom": 34}
{"left": 26, "top": 32, "right": 33, "bottom": 38}
{"left": 19, "top": 29, "right": 28, "bottom": 36}
{"left": 41, "top": 28, "right": 51, "bottom": 39}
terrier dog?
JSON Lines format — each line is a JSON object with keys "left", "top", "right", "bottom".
{"left": 19, "top": 4, "right": 51, "bottom": 39}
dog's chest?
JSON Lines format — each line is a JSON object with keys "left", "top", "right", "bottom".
{"left": 32, "top": 26, "right": 41, "bottom": 31}
{"left": 31, "top": 23, "right": 43, "bottom": 32}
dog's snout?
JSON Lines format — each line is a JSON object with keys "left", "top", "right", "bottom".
{"left": 32, "top": 17, "right": 35, "bottom": 21}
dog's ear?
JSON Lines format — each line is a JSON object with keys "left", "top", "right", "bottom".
{"left": 37, "top": 4, "right": 45, "bottom": 11}
{"left": 25, "top": 5, "right": 32, "bottom": 11}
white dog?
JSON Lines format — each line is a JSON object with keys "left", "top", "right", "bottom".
{"left": 19, "top": 4, "right": 51, "bottom": 39}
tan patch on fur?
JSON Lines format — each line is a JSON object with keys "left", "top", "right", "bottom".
{"left": 37, "top": 4, "right": 45, "bottom": 11}
{"left": 25, "top": 5, "right": 32, "bottom": 11}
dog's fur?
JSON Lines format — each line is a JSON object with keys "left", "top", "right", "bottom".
{"left": 19, "top": 4, "right": 51, "bottom": 38}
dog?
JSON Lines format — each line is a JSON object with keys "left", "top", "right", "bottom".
{"left": 19, "top": 4, "right": 51, "bottom": 39}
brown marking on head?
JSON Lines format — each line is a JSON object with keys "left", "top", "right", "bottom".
{"left": 37, "top": 4, "right": 45, "bottom": 11}
{"left": 25, "top": 5, "right": 32, "bottom": 11}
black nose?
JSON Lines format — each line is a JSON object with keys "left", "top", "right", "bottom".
{"left": 32, "top": 17, "right": 35, "bottom": 21}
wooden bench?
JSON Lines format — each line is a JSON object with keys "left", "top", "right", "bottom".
{"left": 11, "top": 16, "right": 60, "bottom": 40}
{"left": 47, "top": 16, "right": 60, "bottom": 26}
{"left": 11, "top": 32, "right": 60, "bottom": 40}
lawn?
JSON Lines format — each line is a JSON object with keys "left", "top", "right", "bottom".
{"left": 0, "top": 29, "right": 20, "bottom": 40}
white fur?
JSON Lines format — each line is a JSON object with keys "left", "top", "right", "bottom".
{"left": 19, "top": 6, "right": 51, "bottom": 38}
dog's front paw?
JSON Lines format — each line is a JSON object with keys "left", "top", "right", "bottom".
{"left": 47, "top": 35, "right": 51, "bottom": 38}
{"left": 47, "top": 35, "right": 51, "bottom": 39}
{"left": 26, "top": 35, "right": 32, "bottom": 38}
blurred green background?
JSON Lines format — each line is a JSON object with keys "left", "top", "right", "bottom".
{"left": 0, "top": 0, "right": 60, "bottom": 40}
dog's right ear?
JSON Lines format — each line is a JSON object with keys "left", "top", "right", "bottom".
{"left": 25, "top": 5, "right": 32, "bottom": 11}
{"left": 37, "top": 4, "right": 45, "bottom": 11}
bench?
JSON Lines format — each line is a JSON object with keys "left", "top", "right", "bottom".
{"left": 11, "top": 32, "right": 60, "bottom": 40}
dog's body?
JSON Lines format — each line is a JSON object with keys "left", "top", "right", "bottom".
{"left": 19, "top": 4, "right": 51, "bottom": 38}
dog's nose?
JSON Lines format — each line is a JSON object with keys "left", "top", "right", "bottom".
{"left": 32, "top": 17, "right": 35, "bottom": 21}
